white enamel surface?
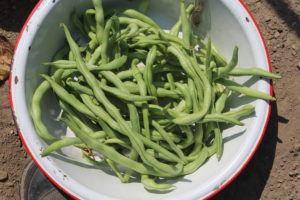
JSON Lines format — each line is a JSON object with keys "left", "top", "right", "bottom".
{"left": 11, "top": 0, "right": 270, "bottom": 199}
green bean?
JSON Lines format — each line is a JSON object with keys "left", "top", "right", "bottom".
{"left": 170, "top": 4, "right": 195, "bottom": 36}
{"left": 177, "top": 125, "right": 194, "bottom": 149}
{"left": 158, "top": 31, "right": 188, "bottom": 48}
{"left": 122, "top": 150, "right": 138, "bottom": 183}
{"left": 81, "top": 72, "right": 152, "bottom": 104}
{"left": 173, "top": 100, "right": 186, "bottom": 113}
{"left": 101, "top": 16, "right": 118, "bottom": 63}
{"left": 118, "top": 17, "right": 157, "bottom": 34}
{"left": 214, "top": 47, "right": 238, "bottom": 79}
{"left": 217, "top": 78, "right": 276, "bottom": 101}
{"left": 41, "top": 74, "right": 96, "bottom": 118}
{"left": 229, "top": 67, "right": 282, "bottom": 79}
{"left": 99, "top": 82, "right": 156, "bottom": 102}
{"left": 167, "top": 44, "right": 211, "bottom": 125}
{"left": 80, "top": 95, "right": 121, "bottom": 138}
{"left": 131, "top": 59, "right": 151, "bottom": 139}
{"left": 106, "top": 159, "right": 126, "bottom": 182}
{"left": 188, "top": 78, "right": 200, "bottom": 112}
{"left": 145, "top": 104, "right": 164, "bottom": 115}
{"left": 104, "top": 139, "right": 132, "bottom": 150}
{"left": 61, "top": 117, "right": 165, "bottom": 176}
{"left": 45, "top": 55, "right": 127, "bottom": 71}
{"left": 223, "top": 104, "right": 255, "bottom": 120}
{"left": 212, "top": 123, "right": 223, "bottom": 160}
{"left": 215, "top": 88, "right": 229, "bottom": 113}
{"left": 129, "top": 39, "right": 168, "bottom": 48}
{"left": 67, "top": 81, "right": 93, "bottom": 95}
{"left": 182, "top": 146, "right": 208, "bottom": 175}
{"left": 59, "top": 100, "right": 98, "bottom": 133}
{"left": 79, "top": 93, "right": 182, "bottom": 164}
{"left": 84, "top": 9, "right": 96, "bottom": 33}
{"left": 180, "top": 0, "right": 191, "bottom": 47}
{"left": 41, "top": 130, "right": 106, "bottom": 156}
{"left": 62, "top": 23, "right": 183, "bottom": 176}
{"left": 151, "top": 130, "right": 181, "bottom": 143}
{"left": 92, "top": 0, "right": 104, "bottom": 42}
{"left": 116, "top": 64, "right": 183, "bottom": 80}
{"left": 202, "top": 113, "right": 244, "bottom": 126}
{"left": 144, "top": 45, "right": 157, "bottom": 97}
{"left": 101, "top": 71, "right": 141, "bottom": 135}
{"left": 88, "top": 45, "right": 102, "bottom": 65}
{"left": 153, "top": 64, "right": 182, "bottom": 73}
{"left": 30, "top": 70, "right": 65, "bottom": 141}
{"left": 141, "top": 174, "right": 174, "bottom": 192}
{"left": 186, "top": 124, "right": 203, "bottom": 161}
{"left": 68, "top": 50, "right": 75, "bottom": 61}
{"left": 122, "top": 9, "right": 161, "bottom": 30}
{"left": 198, "top": 39, "right": 227, "bottom": 67}
{"left": 166, "top": 72, "right": 176, "bottom": 93}
{"left": 152, "top": 121, "right": 187, "bottom": 163}
{"left": 175, "top": 83, "right": 192, "bottom": 113}
{"left": 146, "top": 149, "right": 176, "bottom": 162}
{"left": 168, "top": 109, "right": 243, "bottom": 125}
{"left": 128, "top": 51, "right": 147, "bottom": 60}
{"left": 205, "top": 36, "right": 212, "bottom": 81}
{"left": 157, "top": 88, "right": 181, "bottom": 99}
{"left": 117, "top": 23, "right": 141, "bottom": 41}
{"left": 88, "top": 35, "right": 98, "bottom": 50}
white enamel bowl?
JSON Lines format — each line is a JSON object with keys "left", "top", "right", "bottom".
{"left": 10, "top": 0, "right": 272, "bottom": 199}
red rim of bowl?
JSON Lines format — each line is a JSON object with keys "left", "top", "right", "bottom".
{"left": 9, "top": 0, "right": 272, "bottom": 199}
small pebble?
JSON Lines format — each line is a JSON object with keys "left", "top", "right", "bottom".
{"left": 277, "top": 183, "right": 281, "bottom": 188}
{"left": 9, "top": 130, "right": 14, "bottom": 135}
{"left": 289, "top": 171, "right": 297, "bottom": 177}
{"left": 297, "top": 61, "right": 300, "bottom": 69}
{"left": 293, "top": 153, "right": 298, "bottom": 157}
{"left": 291, "top": 44, "right": 297, "bottom": 51}
{"left": 6, "top": 181, "right": 14, "bottom": 187}
{"left": 265, "top": 16, "right": 271, "bottom": 22}
{"left": 0, "top": 171, "right": 8, "bottom": 181}
{"left": 274, "top": 31, "right": 280, "bottom": 38}
{"left": 295, "top": 144, "right": 300, "bottom": 152}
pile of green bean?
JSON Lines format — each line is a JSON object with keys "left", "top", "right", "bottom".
{"left": 31, "top": 0, "right": 281, "bottom": 192}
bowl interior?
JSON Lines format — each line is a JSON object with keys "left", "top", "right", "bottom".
{"left": 11, "top": 0, "right": 270, "bottom": 199}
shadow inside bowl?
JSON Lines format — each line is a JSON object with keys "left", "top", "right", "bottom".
{"left": 211, "top": 99, "right": 279, "bottom": 200}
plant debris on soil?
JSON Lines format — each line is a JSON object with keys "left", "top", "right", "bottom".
{"left": 0, "top": 36, "right": 13, "bottom": 81}
{"left": 0, "top": 0, "right": 299, "bottom": 199}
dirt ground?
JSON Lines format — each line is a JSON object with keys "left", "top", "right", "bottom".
{"left": 0, "top": 0, "right": 299, "bottom": 199}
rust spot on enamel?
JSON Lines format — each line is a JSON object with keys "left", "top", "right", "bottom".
{"left": 14, "top": 76, "right": 19, "bottom": 84}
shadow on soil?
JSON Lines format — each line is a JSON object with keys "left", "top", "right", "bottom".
{"left": 211, "top": 99, "right": 280, "bottom": 200}
{"left": 0, "top": 0, "right": 38, "bottom": 32}
{"left": 265, "top": 0, "right": 300, "bottom": 37}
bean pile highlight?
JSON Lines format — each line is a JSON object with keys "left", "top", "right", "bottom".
{"left": 31, "top": 0, "right": 281, "bottom": 192}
